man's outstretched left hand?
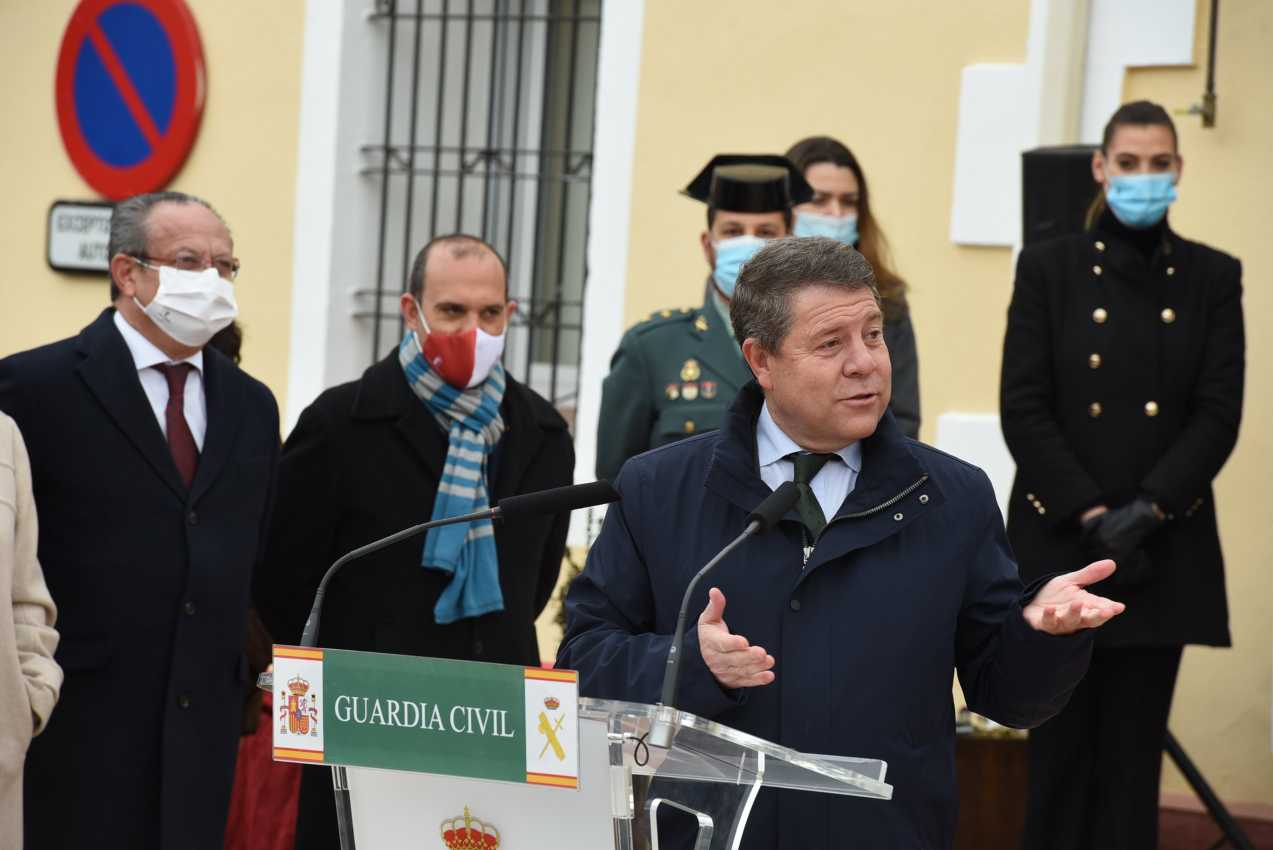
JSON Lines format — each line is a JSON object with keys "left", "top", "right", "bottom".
{"left": 1023, "top": 559, "right": 1126, "bottom": 635}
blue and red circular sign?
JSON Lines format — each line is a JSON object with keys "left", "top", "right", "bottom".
{"left": 55, "top": 0, "right": 206, "bottom": 200}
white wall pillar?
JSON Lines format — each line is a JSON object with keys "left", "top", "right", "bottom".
{"left": 949, "top": 0, "right": 1092, "bottom": 248}
{"left": 570, "top": 0, "right": 646, "bottom": 544}
{"left": 284, "top": 0, "right": 346, "bottom": 433}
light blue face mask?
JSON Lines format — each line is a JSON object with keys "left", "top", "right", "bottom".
{"left": 711, "top": 235, "right": 767, "bottom": 298}
{"left": 1105, "top": 172, "right": 1178, "bottom": 229}
{"left": 794, "top": 211, "right": 859, "bottom": 246}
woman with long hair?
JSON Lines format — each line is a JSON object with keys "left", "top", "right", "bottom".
{"left": 1000, "top": 100, "right": 1244, "bottom": 850}
{"left": 785, "top": 136, "right": 920, "bottom": 438}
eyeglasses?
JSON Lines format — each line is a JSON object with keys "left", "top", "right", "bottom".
{"left": 132, "top": 254, "right": 240, "bottom": 281}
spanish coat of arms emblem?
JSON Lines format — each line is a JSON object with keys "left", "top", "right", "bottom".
{"left": 279, "top": 675, "right": 319, "bottom": 737}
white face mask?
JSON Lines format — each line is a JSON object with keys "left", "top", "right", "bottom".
{"left": 414, "top": 300, "right": 506, "bottom": 389}
{"left": 135, "top": 266, "right": 238, "bottom": 348}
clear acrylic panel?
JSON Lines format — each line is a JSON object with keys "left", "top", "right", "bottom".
{"left": 581, "top": 698, "right": 891, "bottom": 799}
{"left": 582, "top": 698, "right": 891, "bottom": 850}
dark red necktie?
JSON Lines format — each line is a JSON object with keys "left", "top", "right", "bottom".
{"left": 155, "top": 363, "right": 199, "bottom": 488}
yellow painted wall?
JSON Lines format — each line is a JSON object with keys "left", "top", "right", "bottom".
{"left": 623, "top": 0, "right": 1272, "bottom": 807}
{"left": 626, "top": 0, "right": 1031, "bottom": 419}
{"left": 0, "top": 1, "right": 304, "bottom": 413}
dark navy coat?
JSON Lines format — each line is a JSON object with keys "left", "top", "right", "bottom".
{"left": 559, "top": 382, "right": 1093, "bottom": 850}
{"left": 0, "top": 309, "right": 279, "bottom": 850}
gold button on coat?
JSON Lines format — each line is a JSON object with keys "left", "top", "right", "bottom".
{"left": 1093, "top": 308, "right": 1108, "bottom": 324}
{"left": 1166, "top": 266, "right": 1176, "bottom": 276}
{"left": 1089, "top": 353, "right": 1102, "bottom": 369}
{"left": 1089, "top": 402, "right": 1103, "bottom": 418}
{"left": 1093, "top": 265, "right": 1102, "bottom": 275}
{"left": 1161, "top": 308, "right": 1176, "bottom": 323}
{"left": 1095, "top": 240, "right": 1106, "bottom": 252}
{"left": 683, "top": 420, "right": 696, "bottom": 433}
{"left": 1144, "top": 401, "right": 1159, "bottom": 417}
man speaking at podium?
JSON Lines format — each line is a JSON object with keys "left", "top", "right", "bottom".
{"left": 558, "top": 237, "right": 1125, "bottom": 850}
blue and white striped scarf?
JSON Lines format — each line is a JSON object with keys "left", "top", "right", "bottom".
{"left": 399, "top": 332, "right": 506, "bottom": 624}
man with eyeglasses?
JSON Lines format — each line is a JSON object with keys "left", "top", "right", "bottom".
{"left": 0, "top": 191, "right": 280, "bottom": 850}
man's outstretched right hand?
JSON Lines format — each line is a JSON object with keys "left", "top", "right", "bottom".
{"left": 698, "top": 587, "right": 775, "bottom": 688}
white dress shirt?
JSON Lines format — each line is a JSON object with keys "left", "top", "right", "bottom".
{"left": 756, "top": 401, "right": 861, "bottom": 522}
{"left": 113, "top": 310, "right": 207, "bottom": 449}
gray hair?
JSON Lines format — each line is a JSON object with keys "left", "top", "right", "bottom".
{"left": 730, "top": 236, "right": 880, "bottom": 352}
{"left": 408, "top": 233, "right": 508, "bottom": 300}
{"left": 108, "top": 191, "right": 223, "bottom": 300}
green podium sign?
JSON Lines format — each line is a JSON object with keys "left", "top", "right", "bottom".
{"left": 272, "top": 645, "right": 579, "bottom": 789}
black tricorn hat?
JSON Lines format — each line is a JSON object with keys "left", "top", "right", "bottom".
{"left": 681, "top": 154, "right": 814, "bottom": 211}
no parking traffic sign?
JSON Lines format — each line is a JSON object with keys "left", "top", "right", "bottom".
{"left": 55, "top": 0, "right": 206, "bottom": 200}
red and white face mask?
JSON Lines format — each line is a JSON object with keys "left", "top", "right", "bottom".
{"left": 413, "top": 299, "right": 506, "bottom": 389}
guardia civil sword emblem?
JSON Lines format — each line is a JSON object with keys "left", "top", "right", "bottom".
{"left": 537, "top": 707, "right": 567, "bottom": 761}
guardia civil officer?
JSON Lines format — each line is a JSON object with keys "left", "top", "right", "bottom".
{"left": 1000, "top": 100, "right": 1245, "bottom": 850}
{"left": 593, "top": 155, "right": 812, "bottom": 481}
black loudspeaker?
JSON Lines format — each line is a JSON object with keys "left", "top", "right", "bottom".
{"left": 1021, "top": 145, "right": 1099, "bottom": 246}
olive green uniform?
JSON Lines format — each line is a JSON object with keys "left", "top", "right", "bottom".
{"left": 595, "top": 286, "right": 751, "bottom": 481}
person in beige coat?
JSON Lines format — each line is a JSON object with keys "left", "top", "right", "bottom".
{"left": 0, "top": 412, "right": 61, "bottom": 849}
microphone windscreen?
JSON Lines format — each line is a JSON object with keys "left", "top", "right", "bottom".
{"left": 746, "top": 480, "right": 800, "bottom": 532}
{"left": 497, "top": 481, "right": 620, "bottom": 520}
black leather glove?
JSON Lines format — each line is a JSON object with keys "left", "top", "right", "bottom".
{"left": 1080, "top": 497, "right": 1162, "bottom": 589}
{"left": 1096, "top": 497, "right": 1162, "bottom": 553}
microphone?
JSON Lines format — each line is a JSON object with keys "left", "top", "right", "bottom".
{"left": 647, "top": 481, "right": 800, "bottom": 748}
{"left": 497, "top": 479, "right": 620, "bottom": 521}
{"left": 298, "top": 481, "right": 620, "bottom": 647}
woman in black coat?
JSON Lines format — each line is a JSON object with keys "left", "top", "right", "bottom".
{"left": 1000, "top": 101, "right": 1244, "bottom": 850}
{"left": 785, "top": 136, "right": 921, "bottom": 438}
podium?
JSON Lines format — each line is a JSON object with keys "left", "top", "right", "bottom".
{"left": 266, "top": 646, "right": 892, "bottom": 850}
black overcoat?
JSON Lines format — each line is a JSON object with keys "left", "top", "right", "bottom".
{"left": 257, "top": 351, "right": 574, "bottom": 850}
{"left": 0, "top": 309, "right": 279, "bottom": 850}
{"left": 1000, "top": 219, "right": 1244, "bottom": 647}
{"left": 560, "top": 381, "right": 1094, "bottom": 850}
